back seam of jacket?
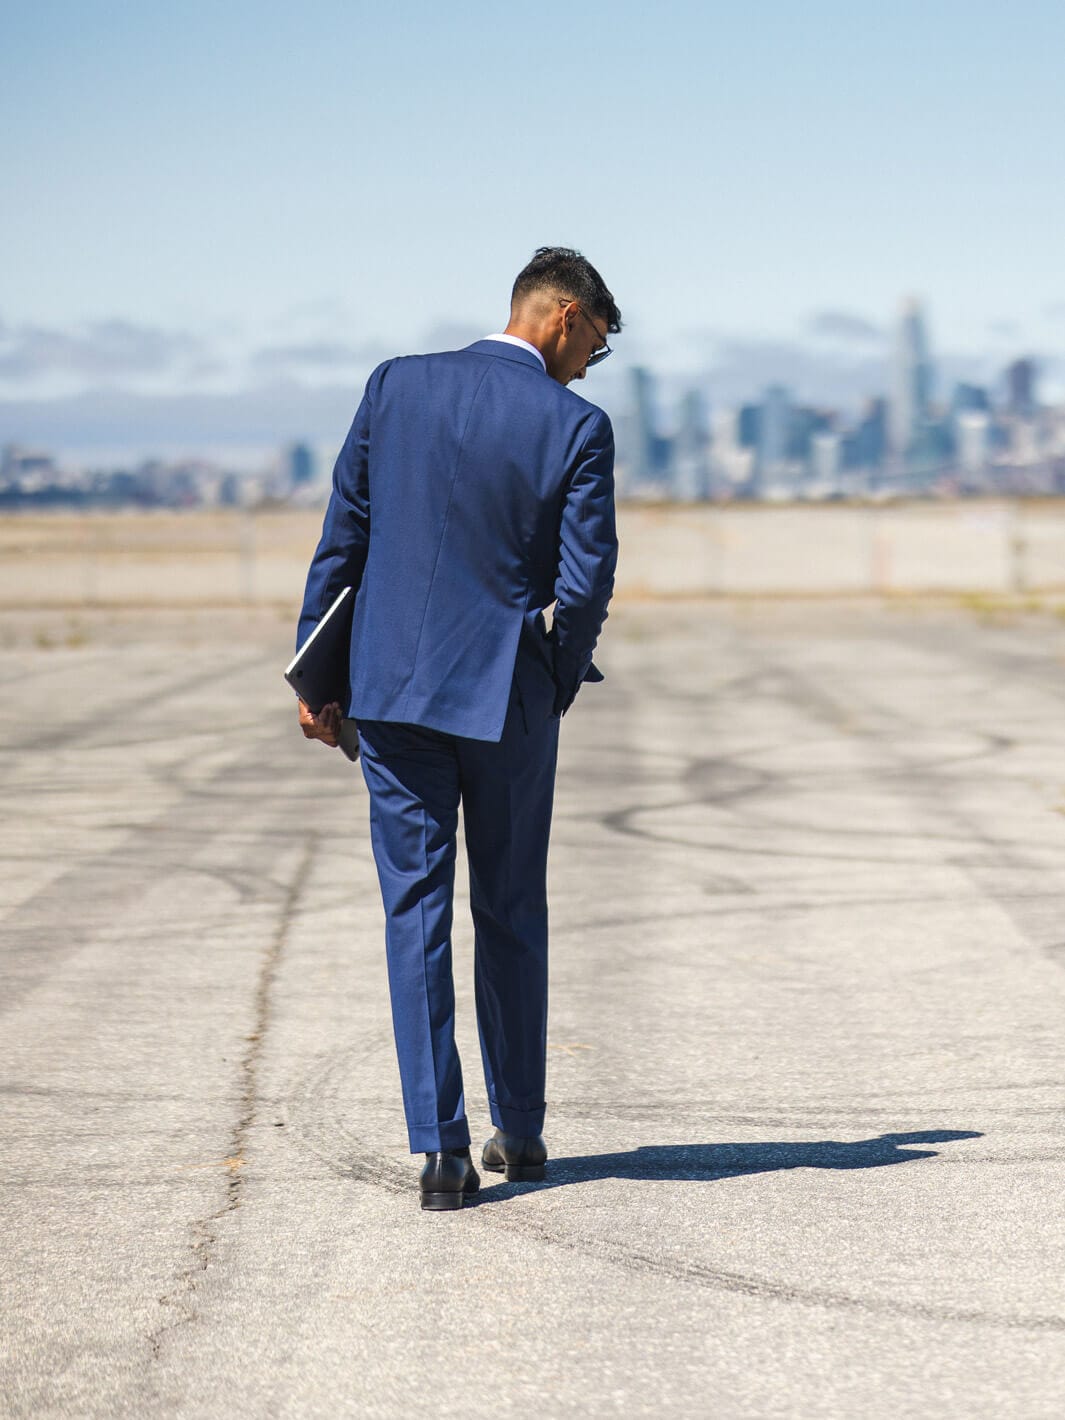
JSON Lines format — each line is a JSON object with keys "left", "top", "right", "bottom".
{"left": 401, "top": 363, "right": 494, "bottom": 719}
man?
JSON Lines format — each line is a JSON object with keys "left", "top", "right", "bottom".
{"left": 296, "top": 247, "right": 620, "bottom": 1210}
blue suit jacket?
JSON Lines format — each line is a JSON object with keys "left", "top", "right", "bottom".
{"left": 297, "top": 339, "right": 617, "bottom": 742}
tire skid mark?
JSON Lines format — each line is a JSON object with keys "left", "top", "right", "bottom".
{"left": 562, "top": 886, "right": 1065, "bottom": 936}
{"left": 22, "top": 650, "right": 268, "bottom": 758}
{"left": 760, "top": 639, "right": 1065, "bottom": 958}
{"left": 282, "top": 1051, "right": 1063, "bottom": 1335}
{"left": 593, "top": 630, "right": 1060, "bottom": 899}
{"left": 282, "top": 615, "right": 1065, "bottom": 1339}
{"left": 0, "top": 741, "right": 314, "bottom": 1015}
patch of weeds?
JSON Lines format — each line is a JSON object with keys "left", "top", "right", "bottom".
{"left": 65, "top": 618, "right": 89, "bottom": 648}
{"left": 955, "top": 592, "right": 1018, "bottom": 627}
{"left": 620, "top": 619, "right": 655, "bottom": 642}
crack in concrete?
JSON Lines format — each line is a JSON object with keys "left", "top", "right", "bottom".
{"left": 147, "top": 836, "right": 316, "bottom": 1363}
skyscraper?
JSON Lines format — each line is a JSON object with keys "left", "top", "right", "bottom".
{"left": 854, "top": 397, "right": 887, "bottom": 474}
{"left": 810, "top": 431, "right": 842, "bottom": 489}
{"left": 756, "top": 384, "right": 791, "bottom": 483}
{"left": 626, "top": 366, "right": 674, "bottom": 495}
{"left": 1006, "top": 358, "right": 1037, "bottom": 416}
{"left": 286, "top": 441, "right": 315, "bottom": 486}
{"left": 955, "top": 412, "right": 991, "bottom": 478}
{"left": 674, "top": 388, "right": 711, "bottom": 500}
{"left": 628, "top": 366, "right": 660, "bottom": 491}
{"left": 951, "top": 382, "right": 990, "bottom": 416}
{"left": 889, "top": 298, "right": 934, "bottom": 457}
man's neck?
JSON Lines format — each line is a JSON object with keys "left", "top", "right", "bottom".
{"left": 503, "top": 322, "right": 548, "bottom": 360}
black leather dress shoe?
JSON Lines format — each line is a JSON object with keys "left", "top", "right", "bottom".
{"left": 419, "top": 1146, "right": 480, "bottom": 1211}
{"left": 481, "top": 1128, "right": 547, "bottom": 1182}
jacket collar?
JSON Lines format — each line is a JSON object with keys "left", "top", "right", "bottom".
{"left": 464, "top": 338, "right": 547, "bottom": 374}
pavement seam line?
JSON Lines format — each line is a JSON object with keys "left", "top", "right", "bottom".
{"left": 147, "top": 835, "right": 317, "bottom": 1363}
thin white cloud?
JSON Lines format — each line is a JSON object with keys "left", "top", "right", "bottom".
{"left": 0, "top": 381, "right": 363, "bottom": 449}
{"left": 0, "top": 319, "right": 206, "bottom": 381}
{"left": 805, "top": 310, "right": 885, "bottom": 343}
{"left": 250, "top": 340, "right": 385, "bottom": 374}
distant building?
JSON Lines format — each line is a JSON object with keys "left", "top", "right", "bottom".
{"left": 709, "top": 408, "right": 756, "bottom": 495}
{"left": 756, "top": 384, "right": 791, "bottom": 487}
{"left": 626, "top": 367, "right": 673, "bottom": 495}
{"left": 628, "top": 366, "right": 658, "bottom": 487}
{"left": 951, "top": 382, "right": 990, "bottom": 415}
{"left": 853, "top": 398, "right": 887, "bottom": 473}
{"left": 789, "top": 406, "right": 833, "bottom": 464}
{"left": 286, "top": 442, "right": 316, "bottom": 486}
{"left": 890, "top": 298, "right": 934, "bottom": 456}
{"left": 737, "top": 403, "right": 761, "bottom": 449}
{"left": 673, "top": 388, "right": 711, "bottom": 500}
{"left": 1005, "top": 358, "right": 1037, "bottom": 416}
{"left": 810, "top": 431, "right": 842, "bottom": 489}
{"left": 758, "top": 385, "right": 789, "bottom": 467}
{"left": 954, "top": 411, "right": 991, "bottom": 478}
{"left": 1, "top": 443, "right": 58, "bottom": 485}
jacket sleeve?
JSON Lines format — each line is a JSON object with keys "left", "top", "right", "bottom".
{"left": 295, "top": 364, "right": 385, "bottom": 649}
{"left": 549, "top": 409, "right": 618, "bottom": 715}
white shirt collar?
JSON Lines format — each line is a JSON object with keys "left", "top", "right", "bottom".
{"left": 482, "top": 333, "right": 546, "bottom": 371}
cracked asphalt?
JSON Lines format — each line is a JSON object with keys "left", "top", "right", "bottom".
{"left": 3, "top": 596, "right": 1065, "bottom": 1419}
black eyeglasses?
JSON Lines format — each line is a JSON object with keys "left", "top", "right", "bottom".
{"left": 558, "top": 298, "right": 613, "bottom": 367}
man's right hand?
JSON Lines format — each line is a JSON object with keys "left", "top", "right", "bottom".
{"left": 298, "top": 699, "right": 341, "bottom": 748}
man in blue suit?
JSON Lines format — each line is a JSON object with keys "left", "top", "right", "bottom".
{"left": 296, "top": 247, "right": 620, "bottom": 1209}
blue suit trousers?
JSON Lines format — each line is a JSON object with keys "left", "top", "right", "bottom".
{"left": 357, "top": 680, "right": 560, "bottom": 1153}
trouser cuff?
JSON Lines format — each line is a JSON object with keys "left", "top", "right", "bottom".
{"left": 407, "top": 1115, "right": 471, "bottom": 1154}
{"left": 489, "top": 1100, "right": 546, "bottom": 1137}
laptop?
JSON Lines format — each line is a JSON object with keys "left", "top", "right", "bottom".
{"left": 284, "top": 586, "right": 360, "bottom": 761}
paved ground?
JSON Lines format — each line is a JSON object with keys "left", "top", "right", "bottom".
{"left": 3, "top": 597, "right": 1065, "bottom": 1418}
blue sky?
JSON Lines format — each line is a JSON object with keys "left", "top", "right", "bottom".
{"left": 3, "top": 0, "right": 1065, "bottom": 451}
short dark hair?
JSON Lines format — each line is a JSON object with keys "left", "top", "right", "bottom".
{"left": 511, "top": 246, "right": 622, "bottom": 335}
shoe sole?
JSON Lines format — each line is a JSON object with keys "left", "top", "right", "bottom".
{"left": 420, "top": 1189, "right": 477, "bottom": 1211}
{"left": 481, "top": 1160, "right": 546, "bottom": 1182}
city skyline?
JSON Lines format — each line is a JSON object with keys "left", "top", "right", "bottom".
{"left": 611, "top": 296, "right": 1062, "bottom": 502}
{"left": 7, "top": 296, "right": 1063, "bottom": 507}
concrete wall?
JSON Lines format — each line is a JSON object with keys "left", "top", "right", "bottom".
{"left": 618, "top": 501, "right": 1063, "bottom": 596}
{"left": 1, "top": 501, "right": 1063, "bottom": 607}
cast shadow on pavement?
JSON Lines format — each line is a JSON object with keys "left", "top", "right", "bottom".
{"left": 471, "top": 1130, "right": 982, "bottom": 1205}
